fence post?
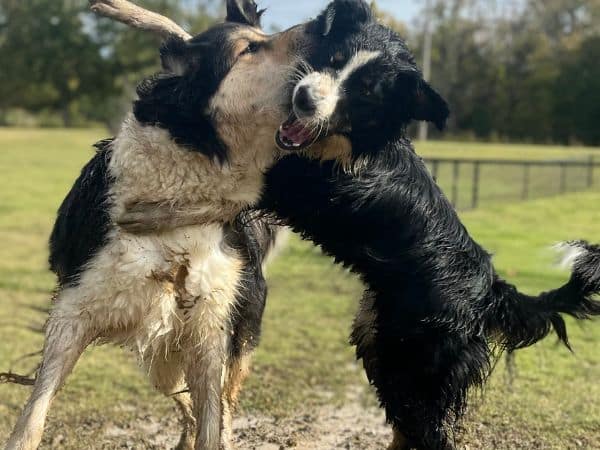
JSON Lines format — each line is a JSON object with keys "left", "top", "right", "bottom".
{"left": 472, "top": 161, "right": 480, "bottom": 210}
{"left": 560, "top": 162, "right": 567, "bottom": 194}
{"left": 522, "top": 163, "right": 530, "bottom": 200}
{"left": 432, "top": 160, "right": 439, "bottom": 181}
{"left": 588, "top": 155, "right": 594, "bottom": 188}
{"left": 452, "top": 160, "right": 460, "bottom": 207}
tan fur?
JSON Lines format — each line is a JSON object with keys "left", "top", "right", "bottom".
{"left": 304, "top": 135, "right": 354, "bottom": 169}
{"left": 388, "top": 428, "right": 409, "bottom": 450}
{"left": 221, "top": 353, "right": 253, "bottom": 450}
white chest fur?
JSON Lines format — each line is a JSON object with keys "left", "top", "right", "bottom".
{"left": 107, "top": 116, "right": 273, "bottom": 223}
{"left": 57, "top": 224, "right": 242, "bottom": 361}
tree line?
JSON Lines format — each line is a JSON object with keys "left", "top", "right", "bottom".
{"left": 0, "top": 0, "right": 598, "bottom": 145}
{"left": 385, "top": 0, "right": 600, "bottom": 145}
{"left": 0, "top": 0, "right": 217, "bottom": 130}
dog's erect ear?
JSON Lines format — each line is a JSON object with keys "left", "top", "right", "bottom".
{"left": 160, "top": 37, "right": 189, "bottom": 75}
{"left": 319, "top": 0, "right": 372, "bottom": 37}
{"left": 226, "top": 0, "right": 264, "bottom": 28}
{"left": 160, "top": 37, "right": 211, "bottom": 75}
{"left": 412, "top": 80, "right": 450, "bottom": 130}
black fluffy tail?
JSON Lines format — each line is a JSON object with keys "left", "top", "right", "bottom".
{"left": 486, "top": 241, "right": 600, "bottom": 351}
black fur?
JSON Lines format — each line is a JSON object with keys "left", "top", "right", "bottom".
{"left": 261, "top": 144, "right": 600, "bottom": 450}
{"left": 49, "top": 139, "right": 114, "bottom": 286}
{"left": 226, "top": 0, "right": 265, "bottom": 28}
{"left": 259, "top": 1, "right": 600, "bottom": 448}
{"left": 133, "top": 26, "right": 243, "bottom": 162}
{"left": 225, "top": 214, "right": 280, "bottom": 360}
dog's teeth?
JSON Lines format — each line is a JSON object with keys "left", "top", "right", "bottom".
{"left": 293, "top": 143, "right": 300, "bottom": 147}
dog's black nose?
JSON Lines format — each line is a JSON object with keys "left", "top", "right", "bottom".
{"left": 294, "top": 86, "right": 317, "bottom": 116}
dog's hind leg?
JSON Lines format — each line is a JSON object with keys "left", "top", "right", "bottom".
{"left": 5, "top": 296, "right": 93, "bottom": 450}
{"left": 220, "top": 353, "right": 253, "bottom": 450}
{"left": 147, "top": 350, "right": 196, "bottom": 450}
{"left": 173, "top": 393, "right": 196, "bottom": 450}
{"left": 185, "top": 338, "right": 228, "bottom": 450}
{"left": 388, "top": 428, "right": 411, "bottom": 450}
{"left": 352, "top": 291, "right": 486, "bottom": 450}
{"left": 352, "top": 292, "right": 414, "bottom": 450}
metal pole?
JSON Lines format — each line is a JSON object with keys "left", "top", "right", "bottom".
{"left": 522, "top": 163, "right": 530, "bottom": 200}
{"left": 560, "top": 162, "right": 567, "bottom": 194}
{"left": 432, "top": 159, "right": 439, "bottom": 181}
{"left": 418, "top": 0, "right": 433, "bottom": 142}
{"left": 452, "top": 160, "right": 460, "bottom": 207}
{"left": 472, "top": 162, "right": 480, "bottom": 209}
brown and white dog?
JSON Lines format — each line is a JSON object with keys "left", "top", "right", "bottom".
{"left": 4, "top": 2, "right": 317, "bottom": 449}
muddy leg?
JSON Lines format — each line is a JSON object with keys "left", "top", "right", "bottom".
{"left": 147, "top": 351, "right": 196, "bottom": 450}
{"left": 220, "top": 353, "right": 253, "bottom": 450}
{"left": 173, "top": 393, "right": 196, "bottom": 450}
{"left": 388, "top": 428, "right": 410, "bottom": 450}
{"left": 186, "top": 344, "right": 227, "bottom": 450}
{"left": 5, "top": 309, "right": 93, "bottom": 450}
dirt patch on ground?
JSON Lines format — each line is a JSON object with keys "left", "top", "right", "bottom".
{"left": 231, "top": 402, "right": 391, "bottom": 450}
{"left": 101, "top": 394, "right": 392, "bottom": 450}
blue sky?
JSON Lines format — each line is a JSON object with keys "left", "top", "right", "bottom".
{"left": 261, "top": 1, "right": 421, "bottom": 31}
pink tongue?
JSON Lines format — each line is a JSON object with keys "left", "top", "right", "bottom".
{"left": 281, "top": 121, "right": 313, "bottom": 145}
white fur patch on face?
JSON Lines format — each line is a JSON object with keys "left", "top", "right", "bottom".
{"left": 338, "top": 51, "right": 381, "bottom": 85}
{"left": 293, "top": 50, "right": 381, "bottom": 123}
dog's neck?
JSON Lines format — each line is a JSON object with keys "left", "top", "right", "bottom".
{"left": 109, "top": 115, "right": 279, "bottom": 224}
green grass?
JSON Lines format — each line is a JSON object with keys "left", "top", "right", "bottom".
{"left": 0, "top": 129, "right": 598, "bottom": 448}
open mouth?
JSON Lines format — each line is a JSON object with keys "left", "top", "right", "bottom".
{"left": 275, "top": 113, "right": 321, "bottom": 152}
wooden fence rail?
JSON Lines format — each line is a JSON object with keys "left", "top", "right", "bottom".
{"left": 423, "top": 155, "right": 599, "bottom": 210}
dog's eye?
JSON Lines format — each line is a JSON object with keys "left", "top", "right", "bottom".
{"left": 330, "top": 52, "right": 346, "bottom": 70}
{"left": 241, "top": 41, "right": 261, "bottom": 56}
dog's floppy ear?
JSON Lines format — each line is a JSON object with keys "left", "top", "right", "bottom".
{"left": 396, "top": 71, "right": 449, "bottom": 130}
{"left": 319, "top": 0, "right": 372, "bottom": 37}
{"left": 412, "top": 80, "right": 450, "bottom": 130}
{"left": 226, "top": 0, "right": 264, "bottom": 28}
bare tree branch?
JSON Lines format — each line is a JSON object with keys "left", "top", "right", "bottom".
{"left": 0, "top": 372, "right": 36, "bottom": 386}
{"left": 89, "top": 0, "right": 192, "bottom": 40}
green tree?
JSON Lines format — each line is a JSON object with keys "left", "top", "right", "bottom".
{"left": 554, "top": 35, "right": 600, "bottom": 145}
{"left": 0, "top": 0, "right": 216, "bottom": 127}
{"left": 0, "top": 0, "right": 117, "bottom": 125}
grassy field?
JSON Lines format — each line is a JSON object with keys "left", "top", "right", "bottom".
{"left": 0, "top": 128, "right": 599, "bottom": 449}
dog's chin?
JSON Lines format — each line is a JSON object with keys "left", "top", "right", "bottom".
{"left": 275, "top": 113, "right": 328, "bottom": 152}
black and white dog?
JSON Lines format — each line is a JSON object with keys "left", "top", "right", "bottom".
{"left": 263, "top": 3, "right": 600, "bottom": 448}
{"left": 123, "top": 1, "right": 600, "bottom": 449}
{"left": 3, "top": 2, "right": 321, "bottom": 450}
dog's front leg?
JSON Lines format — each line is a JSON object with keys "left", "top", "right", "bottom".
{"left": 185, "top": 337, "right": 228, "bottom": 450}
{"left": 5, "top": 295, "right": 94, "bottom": 450}
{"left": 180, "top": 266, "right": 239, "bottom": 450}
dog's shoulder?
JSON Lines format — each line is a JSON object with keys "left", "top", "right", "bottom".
{"left": 49, "top": 139, "right": 115, "bottom": 286}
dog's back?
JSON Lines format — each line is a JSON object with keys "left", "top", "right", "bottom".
{"left": 49, "top": 139, "right": 114, "bottom": 286}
